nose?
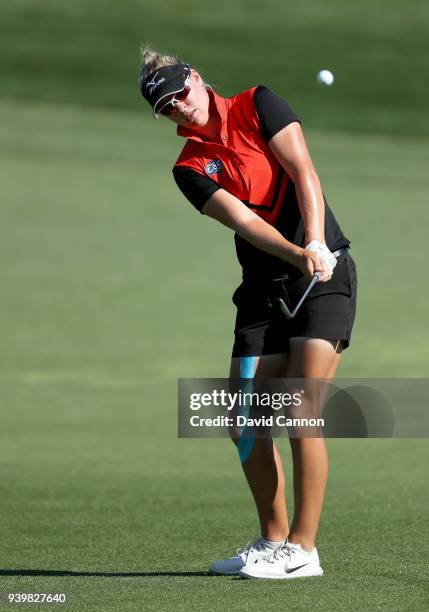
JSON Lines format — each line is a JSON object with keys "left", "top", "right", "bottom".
{"left": 174, "top": 99, "right": 189, "bottom": 114}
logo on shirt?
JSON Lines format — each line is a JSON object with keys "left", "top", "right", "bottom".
{"left": 205, "top": 159, "right": 222, "bottom": 176}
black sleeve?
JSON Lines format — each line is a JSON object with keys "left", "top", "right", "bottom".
{"left": 253, "top": 85, "right": 300, "bottom": 143}
{"left": 172, "top": 166, "right": 221, "bottom": 213}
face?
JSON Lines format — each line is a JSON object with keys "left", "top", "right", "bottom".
{"left": 161, "top": 69, "right": 211, "bottom": 129}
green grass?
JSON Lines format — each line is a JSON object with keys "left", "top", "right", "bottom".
{"left": 1, "top": 99, "right": 429, "bottom": 610}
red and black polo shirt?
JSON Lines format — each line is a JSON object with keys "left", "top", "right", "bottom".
{"left": 173, "top": 86, "right": 349, "bottom": 280}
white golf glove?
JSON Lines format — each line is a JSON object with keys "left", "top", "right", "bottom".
{"left": 305, "top": 240, "right": 337, "bottom": 275}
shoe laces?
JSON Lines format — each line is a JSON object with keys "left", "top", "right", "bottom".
{"left": 265, "top": 542, "right": 294, "bottom": 564}
{"left": 237, "top": 537, "right": 265, "bottom": 562}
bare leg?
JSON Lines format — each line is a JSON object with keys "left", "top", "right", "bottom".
{"left": 229, "top": 354, "right": 289, "bottom": 542}
{"left": 286, "top": 338, "right": 342, "bottom": 551}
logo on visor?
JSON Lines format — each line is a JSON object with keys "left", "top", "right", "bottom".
{"left": 146, "top": 72, "right": 166, "bottom": 94}
{"left": 205, "top": 159, "right": 222, "bottom": 176}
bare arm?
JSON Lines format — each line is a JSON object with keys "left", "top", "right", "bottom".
{"left": 269, "top": 122, "right": 325, "bottom": 245}
{"left": 202, "top": 188, "right": 326, "bottom": 279}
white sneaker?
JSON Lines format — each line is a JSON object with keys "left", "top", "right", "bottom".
{"left": 209, "top": 538, "right": 281, "bottom": 575}
{"left": 239, "top": 541, "right": 323, "bottom": 579}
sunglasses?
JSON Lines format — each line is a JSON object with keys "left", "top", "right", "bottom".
{"left": 158, "top": 84, "right": 191, "bottom": 116}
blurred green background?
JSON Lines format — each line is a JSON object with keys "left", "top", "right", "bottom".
{"left": 1, "top": 1, "right": 429, "bottom": 611}
{"left": 1, "top": 0, "right": 429, "bottom": 136}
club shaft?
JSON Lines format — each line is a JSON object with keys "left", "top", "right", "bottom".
{"left": 290, "top": 272, "right": 321, "bottom": 318}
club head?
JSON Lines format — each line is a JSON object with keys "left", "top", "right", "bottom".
{"left": 277, "top": 298, "right": 294, "bottom": 319}
{"left": 266, "top": 297, "right": 294, "bottom": 318}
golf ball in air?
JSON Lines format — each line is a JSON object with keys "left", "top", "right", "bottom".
{"left": 317, "top": 69, "right": 334, "bottom": 86}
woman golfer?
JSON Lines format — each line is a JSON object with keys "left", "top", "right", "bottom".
{"left": 139, "top": 49, "right": 357, "bottom": 580}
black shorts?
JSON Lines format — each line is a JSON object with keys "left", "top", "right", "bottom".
{"left": 232, "top": 250, "right": 357, "bottom": 357}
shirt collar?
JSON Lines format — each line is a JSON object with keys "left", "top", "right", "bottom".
{"left": 176, "top": 88, "right": 228, "bottom": 142}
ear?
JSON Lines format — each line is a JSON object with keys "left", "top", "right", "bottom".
{"left": 190, "top": 68, "right": 202, "bottom": 84}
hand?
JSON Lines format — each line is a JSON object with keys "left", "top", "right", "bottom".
{"left": 297, "top": 249, "right": 332, "bottom": 282}
{"left": 304, "top": 240, "right": 337, "bottom": 281}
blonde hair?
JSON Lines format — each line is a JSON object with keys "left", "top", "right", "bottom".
{"left": 138, "top": 46, "right": 211, "bottom": 89}
{"left": 138, "top": 47, "right": 183, "bottom": 84}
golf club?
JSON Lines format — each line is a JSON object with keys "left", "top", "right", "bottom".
{"left": 268, "top": 271, "right": 321, "bottom": 319}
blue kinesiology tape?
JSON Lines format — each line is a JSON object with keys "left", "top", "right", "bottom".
{"left": 237, "top": 356, "right": 256, "bottom": 464}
